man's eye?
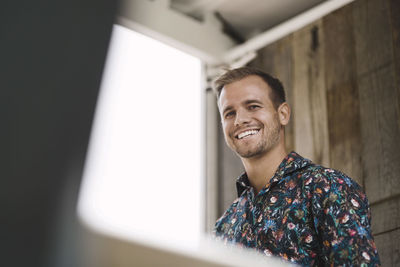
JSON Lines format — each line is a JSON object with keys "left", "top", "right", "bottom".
{"left": 249, "top": 105, "right": 260, "bottom": 110}
{"left": 225, "top": 111, "right": 235, "bottom": 118}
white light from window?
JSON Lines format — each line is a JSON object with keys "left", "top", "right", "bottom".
{"left": 77, "top": 24, "right": 202, "bottom": 250}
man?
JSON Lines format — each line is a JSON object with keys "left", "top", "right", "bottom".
{"left": 213, "top": 67, "right": 380, "bottom": 266}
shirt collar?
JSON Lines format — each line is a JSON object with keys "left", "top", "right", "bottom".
{"left": 236, "top": 151, "right": 312, "bottom": 197}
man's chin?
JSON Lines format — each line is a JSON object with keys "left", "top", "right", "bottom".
{"left": 236, "top": 148, "right": 264, "bottom": 159}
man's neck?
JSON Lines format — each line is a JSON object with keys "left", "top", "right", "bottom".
{"left": 241, "top": 144, "right": 287, "bottom": 195}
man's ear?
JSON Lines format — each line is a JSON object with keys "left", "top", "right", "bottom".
{"left": 278, "top": 102, "right": 290, "bottom": 126}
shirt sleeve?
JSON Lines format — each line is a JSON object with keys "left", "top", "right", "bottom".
{"left": 311, "top": 171, "right": 381, "bottom": 266}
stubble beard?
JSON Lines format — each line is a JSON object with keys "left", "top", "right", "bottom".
{"left": 232, "top": 115, "right": 281, "bottom": 159}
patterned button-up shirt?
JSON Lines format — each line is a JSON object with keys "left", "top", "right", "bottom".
{"left": 214, "top": 152, "right": 380, "bottom": 266}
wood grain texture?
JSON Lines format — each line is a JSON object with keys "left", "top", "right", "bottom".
{"left": 358, "top": 63, "right": 400, "bottom": 203}
{"left": 269, "top": 36, "right": 295, "bottom": 154}
{"left": 389, "top": 0, "right": 400, "bottom": 60}
{"left": 326, "top": 82, "right": 363, "bottom": 186}
{"left": 292, "top": 20, "right": 330, "bottom": 166}
{"left": 370, "top": 196, "right": 400, "bottom": 235}
{"left": 323, "top": 5, "right": 363, "bottom": 185}
{"left": 389, "top": 0, "right": 400, "bottom": 139}
{"left": 374, "top": 229, "right": 400, "bottom": 267}
{"left": 250, "top": 43, "right": 275, "bottom": 74}
{"left": 324, "top": 5, "right": 357, "bottom": 92}
{"left": 292, "top": 25, "right": 316, "bottom": 162}
{"left": 353, "top": 0, "right": 394, "bottom": 76}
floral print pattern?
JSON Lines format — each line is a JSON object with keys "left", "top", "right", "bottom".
{"left": 214, "top": 152, "right": 380, "bottom": 266}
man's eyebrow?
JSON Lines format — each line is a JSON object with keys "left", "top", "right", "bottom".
{"left": 222, "top": 99, "right": 263, "bottom": 114}
{"left": 222, "top": 105, "right": 233, "bottom": 115}
{"left": 244, "top": 99, "right": 263, "bottom": 105}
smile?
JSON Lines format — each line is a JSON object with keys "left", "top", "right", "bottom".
{"left": 236, "top": 129, "right": 260, "bottom": 139}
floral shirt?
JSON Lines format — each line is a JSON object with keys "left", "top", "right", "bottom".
{"left": 214, "top": 152, "right": 380, "bottom": 266}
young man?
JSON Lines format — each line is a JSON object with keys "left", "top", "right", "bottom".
{"left": 213, "top": 67, "right": 380, "bottom": 266}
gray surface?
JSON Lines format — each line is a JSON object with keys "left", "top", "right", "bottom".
{"left": 217, "top": 118, "right": 244, "bottom": 216}
{"left": 171, "top": 0, "right": 326, "bottom": 39}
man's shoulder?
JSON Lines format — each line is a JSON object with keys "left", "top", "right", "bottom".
{"left": 214, "top": 196, "right": 247, "bottom": 227}
{"left": 296, "top": 162, "right": 363, "bottom": 192}
{"left": 284, "top": 152, "right": 360, "bottom": 189}
{"left": 292, "top": 162, "right": 369, "bottom": 214}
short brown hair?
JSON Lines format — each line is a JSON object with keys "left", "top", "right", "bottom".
{"left": 213, "top": 67, "right": 286, "bottom": 109}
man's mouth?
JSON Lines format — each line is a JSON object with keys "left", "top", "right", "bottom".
{"left": 236, "top": 129, "right": 260, "bottom": 139}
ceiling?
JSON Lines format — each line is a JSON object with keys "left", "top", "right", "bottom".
{"left": 170, "top": 0, "right": 326, "bottom": 41}
{"left": 118, "top": 0, "right": 349, "bottom": 64}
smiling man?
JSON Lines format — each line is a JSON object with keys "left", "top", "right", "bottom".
{"left": 213, "top": 67, "right": 380, "bottom": 266}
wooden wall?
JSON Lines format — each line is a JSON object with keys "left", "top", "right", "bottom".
{"left": 217, "top": 0, "right": 400, "bottom": 265}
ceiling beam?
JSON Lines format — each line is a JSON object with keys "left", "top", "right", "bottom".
{"left": 223, "top": 0, "right": 356, "bottom": 63}
{"left": 117, "top": 0, "right": 236, "bottom": 64}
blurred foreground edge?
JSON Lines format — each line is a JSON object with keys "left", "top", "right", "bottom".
{"left": 80, "top": 222, "right": 294, "bottom": 267}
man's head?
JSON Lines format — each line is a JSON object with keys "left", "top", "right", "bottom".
{"left": 214, "top": 67, "right": 286, "bottom": 110}
{"left": 214, "top": 67, "right": 290, "bottom": 159}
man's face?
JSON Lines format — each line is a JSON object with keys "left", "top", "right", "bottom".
{"left": 218, "top": 75, "right": 282, "bottom": 159}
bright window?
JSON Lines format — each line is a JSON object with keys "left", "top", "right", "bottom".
{"left": 77, "top": 25, "right": 203, "bottom": 250}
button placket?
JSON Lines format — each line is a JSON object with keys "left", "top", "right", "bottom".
{"left": 253, "top": 181, "right": 280, "bottom": 240}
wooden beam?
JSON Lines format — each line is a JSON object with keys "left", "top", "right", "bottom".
{"left": 118, "top": 0, "right": 236, "bottom": 64}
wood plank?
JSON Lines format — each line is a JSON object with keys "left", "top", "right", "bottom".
{"left": 352, "top": 0, "right": 394, "bottom": 75}
{"left": 389, "top": 0, "right": 400, "bottom": 136}
{"left": 373, "top": 228, "right": 400, "bottom": 267}
{"left": 306, "top": 23, "right": 330, "bottom": 167}
{"left": 326, "top": 81, "right": 362, "bottom": 186}
{"left": 269, "top": 35, "right": 295, "bottom": 154}
{"left": 389, "top": 0, "right": 400, "bottom": 61}
{"left": 357, "top": 71, "right": 382, "bottom": 200}
{"left": 370, "top": 196, "right": 400, "bottom": 235}
{"left": 323, "top": 5, "right": 357, "bottom": 92}
{"left": 292, "top": 29, "right": 314, "bottom": 162}
{"left": 358, "top": 63, "right": 400, "bottom": 203}
{"left": 323, "top": 5, "right": 363, "bottom": 185}
{"left": 251, "top": 42, "right": 276, "bottom": 74}
{"left": 292, "top": 20, "right": 330, "bottom": 166}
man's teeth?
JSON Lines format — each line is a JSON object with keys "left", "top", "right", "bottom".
{"left": 238, "top": 130, "right": 259, "bottom": 139}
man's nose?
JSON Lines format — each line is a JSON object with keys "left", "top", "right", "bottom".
{"left": 234, "top": 109, "right": 251, "bottom": 126}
